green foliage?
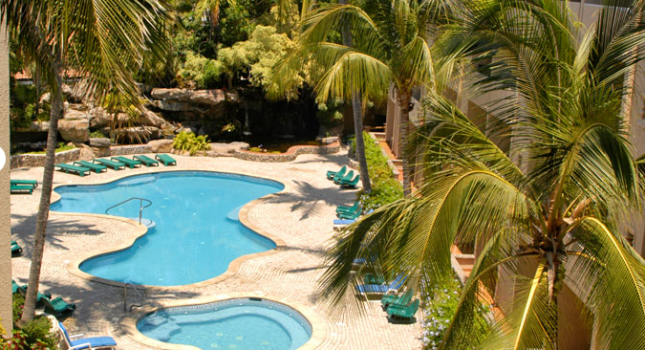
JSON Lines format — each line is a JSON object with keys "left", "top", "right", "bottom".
{"left": 89, "top": 131, "right": 108, "bottom": 138}
{"left": 13, "top": 293, "right": 24, "bottom": 322}
{"left": 421, "top": 278, "right": 489, "bottom": 349}
{"left": 316, "top": 100, "right": 344, "bottom": 129}
{"left": 352, "top": 132, "right": 403, "bottom": 210}
{"left": 21, "top": 317, "right": 59, "bottom": 349}
{"left": 177, "top": 52, "right": 223, "bottom": 89}
{"left": 23, "top": 143, "right": 75, "bottom": 155}
{"left": 172, "top": 132, "right": 211, "bottom": 155}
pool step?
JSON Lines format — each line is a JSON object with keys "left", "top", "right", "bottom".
{"left": 129, "top": 217, "right": 156, "bottom": 229}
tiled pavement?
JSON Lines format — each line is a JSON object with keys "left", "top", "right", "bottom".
{"left": 10, "top": 151, "right": 423, "bottom": 350}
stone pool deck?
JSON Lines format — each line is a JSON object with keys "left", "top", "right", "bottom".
{"left": 10, "top": 151, "right": 423, "bottom": 350}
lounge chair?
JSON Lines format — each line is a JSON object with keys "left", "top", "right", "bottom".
{"left": 382, "top": 288, "right": 414, "bottom": 310}
{"left": 336, "top": 201, "right": 360, "bottom": 214}
{"left": 327, "top": 165, "right": 347, "bottom": 180}
{"left": 338, "top": 205, "right": 362, "bottom": 220}
{"left": 364, "top": 273, "right": 385, "bottom": 285}
{"left": 55, "top": 164, "right": 91, "bottom": 177}
{"left": 340, "top": 174, "right": 361, "bottom": 189}
{"left": 57, "top": 322, "right": 116, "bottom": 350}
{"left": 74, "top": 161, "right": 107, "bottom": 174}
{"left": 43, "top": 297, "right": 76, "bottom": 318}
{"left": 133, "top": 155, "right": 159, "bottom": 167}
{"left": 10, "top": 184, "right": 33, "bottom": 194}
{"left": 155, "top": 154, "right": 177, "bottom": 166}
{"left": 17, "top": 285, "right": 52, "bottom": 306}
{"left": 334, "top": 170, "right": 354, "bottom": 184}
{"left": 387, "top": 299, "right": 419, "bottom": 322}
{"left": 93, "top": 158, "right": 125, "bottom": 170}
{"left": 356, "top": 274, "right": 406, "bottom": 294}
{"left": 12, "top": 280, "right": 19, "bottom": 294}
{"left": 11, "top": 240, "right": 22, "bottom": 257}
{"left": 10, "top": 180, "right": 38, "bottom": 188}
{"left": 111, "top": 156, "right": 141, "bottom": 169}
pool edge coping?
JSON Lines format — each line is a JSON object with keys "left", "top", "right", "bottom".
{"left": 120, "top": 292, "right": 328, "bottom": 350}
{"left": 56, "top": 168, "right": 291, "bottom": 292}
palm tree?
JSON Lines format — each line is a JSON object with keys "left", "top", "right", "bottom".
{"left": 318, "top": 0, "right": 645, "bottom": 348}
{"left": 2, "top": 0, "right": 171, "bottom": 323}
{"left": 275, "top": 0, "right": 448, "bottom": 195}
{"left": 194, "top": 0, "right": 236, "bottom": 40}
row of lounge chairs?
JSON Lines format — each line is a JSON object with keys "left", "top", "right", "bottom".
{"left": 326, "top": 165, "right": 360, "bottom": 188}
{"left": 12, "top": 280, "right": 76, "bottom": 318}
{"left": 56, "top": 154, "right": 176, "bottom": 177}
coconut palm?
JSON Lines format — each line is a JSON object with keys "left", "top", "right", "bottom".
{"left": 275, "top": 0, "right": 452, "bottom": 195}
{"left": 1, "top": 0, "right": 171, "bottom": 322}
{"left": 318, "top": 0, "right": 645, "bottom": 348}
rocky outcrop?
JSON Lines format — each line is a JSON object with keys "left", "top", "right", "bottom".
{"left": 89, "top": 137, "right": 110, "bottom": 148}
{"left": 59, "top": 120, "right": 89, "bottom": 143}
{"left": 149, "top": 88, "right": 238, "bottom": 117}
{"left": 147, "top": 139, "right": 173, "bottom": 153}
{"left": 10, "top": 148, "right": 80, "bottom": 168}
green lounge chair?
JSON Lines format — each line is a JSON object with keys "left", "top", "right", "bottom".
{"left": 387, "top": 299, "right": 419, "bottom": 321}
{"left": 93, "top": 158, "right": 125, "bottom": 170}
{"left": 10, "top": 180, "right": 37, "bottom": 188}
{"left": 337, "top": 201, "right": 360, "bottom": 214}
{"left": 74, "top": 161, "right": 107, "bottom": 174}
{"left": 340, "top": 174, "right": 361, "bottom": 188}
{"left": 111, "top": 156, "right": 142, "bottom": 169}
{"left": 327, "top": 165, "right": 347, "bottom": 180}
{"left": 11, "top": 184, "right": 33, "bottom": 194}
{"left": 12, "top": 280, "right": 19, "bottom": 294}
{"left": 364, "top": 273, "right": 386, "bottom": 285}
{"left": 338, "top": 205, "right": 362, "bottom": 220}
{"left": 55, "top": 164, "right": 91, "bottom": 177}
{"left": 334, "top": 170, "right": 354, "bottom": 184}
{"left": 382, "top": 288, "right": 414, "bottom": 310}
{"left": 43, "top": 297, "right": 76, "bottom": 317}
{"left": 11, "top": 241, "right": 22, "bottom": 256}
{"left": 133, "top": 155, "right": 159, "bottom": 167}
{"left": 155, "top": 154, "right": 177, "bottom": 166}
{"left": 18, "top": 285, "right": 52, "bottom": 306}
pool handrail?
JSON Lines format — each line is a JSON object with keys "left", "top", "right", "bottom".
{"left": 105, "top": 197, "right": 152, "bottom": 225}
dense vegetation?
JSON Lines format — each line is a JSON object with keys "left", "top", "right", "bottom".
{"left": 0, "top": 293, "right": 60, "bottom": 350}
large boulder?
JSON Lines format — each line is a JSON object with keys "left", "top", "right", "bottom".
{"left": 190, "top": 90, "right": 238, "bottom": 105}
{"left": 151, "top": 88, "right": 193, "bottom": 101}
{"left": 76, "top": 144, "right": 95, "bottom": 161}
{"left": 89, "top": 107, "right": 111, "bottom": 128}
{"left": 140, "top": 110, "right": 166, "bottom": 127}
{"left": 89, "top": 137, "right": 110, "bottom": 148}
{"left": 58, "top": 119, "right": 89, "bottom": 143}
{"left": 148, "top": 139, "right": 173, "bottom": 153}
{"left": 65, "top": 109, "right": 88, "bottom": 120}
{"left": 149, "top": 88, "right": 239, "bottom": 115}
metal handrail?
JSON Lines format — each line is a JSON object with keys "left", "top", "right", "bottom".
{"left": 105, "top": 197, "right": 152, "bottom": 224}
{"left": 124, "top": 283, "right": 144, "bottom": 312}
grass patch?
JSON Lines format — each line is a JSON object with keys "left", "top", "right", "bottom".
{"left": 22, "top": 142, "right": 76, "bottom": 155}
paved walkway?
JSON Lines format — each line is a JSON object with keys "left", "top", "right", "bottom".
{"left": 10, "top": 151, "right": 423, "bottom": 350}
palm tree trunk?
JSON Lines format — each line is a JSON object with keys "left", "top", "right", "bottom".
{"left": 397, "top": 90, "right": 412, "bottom": 195}
{"left": 35, "top": 66, "right": 40, "bottom": 115}
{"left": 20, "top": 65, "right": 64, "bottom": 323}
{"left": 340, "top": 0, "right": 371, "bottom": 193}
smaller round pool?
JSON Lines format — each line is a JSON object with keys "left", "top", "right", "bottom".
{"left": 137, "top": 298, "right": 312, "bottom": 350}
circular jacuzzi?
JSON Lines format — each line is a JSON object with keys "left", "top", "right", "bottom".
{"left": 137, "top": 298, "right": 312, "bottom": 350}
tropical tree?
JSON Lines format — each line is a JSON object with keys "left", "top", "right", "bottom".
{"left": 194, "top": 0, "right": 236, "bottom": 40}
{"left": 318, "top": 0, "right": 645, "bottom": 348}
{"left": 1, "top": 0, "right": 171, "bottom": 323}
{"left": 277, "top": 0, "right": 450, "bottom": 195}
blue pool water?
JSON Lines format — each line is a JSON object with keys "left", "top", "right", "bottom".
{"left": 51, "top": 171, "right": 283, "bottom": 286}
{"left": 138, "top": 298, "right": 312, "bottom": 350}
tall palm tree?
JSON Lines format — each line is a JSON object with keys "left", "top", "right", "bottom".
{"left": 276, "top": 0, "right": 449, "bottom": 195}
{"left": 319, "top": 0, "right": 645, "bottom": 348}
{"left": 2, "top": 0, "right": 171, "bottom": 323}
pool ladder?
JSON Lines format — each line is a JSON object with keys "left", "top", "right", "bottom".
{"left": 124, "top": 283, "right": 144, "bottom": 312}
{"left": 105, "top": 197, "right": 152, "bottom": 225}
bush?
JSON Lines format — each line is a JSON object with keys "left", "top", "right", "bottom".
{"left": 4, "top": 294, "right": 60, "bottom": 350}
{"left": 172, "top": 132, "right": 211, "bottom": 156}
{"left": 352, "top": 132, "right": 404, "bottom": 210}
{"left": 89, "top": 130, "right": 107, "bottom": 138}
{"left": 21, "top": 316, "right": 59, "bottom": 349}
{"left": 12, "top": 293, "right": 24, "bottom": 322}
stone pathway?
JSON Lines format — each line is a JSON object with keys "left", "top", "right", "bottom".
{"left": 10, "top": 151, "right": 423, "bottom": 350}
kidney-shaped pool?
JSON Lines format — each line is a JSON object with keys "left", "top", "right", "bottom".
{"left": 52, "top": 171, "right": 284, "bottom": 286}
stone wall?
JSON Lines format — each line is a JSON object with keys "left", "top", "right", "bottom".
{"left": 10, "top": 148, "right": 80, "bottom": 169}
{"left": 110, "top": 145, "right": 152, "bottom": 156}
{"left": 232, "top": 142, "right": 340, "bottom": 162}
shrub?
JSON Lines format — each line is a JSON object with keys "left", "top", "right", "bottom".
{"left": 352, "top": 132, "right": 403, "bottom": 210}
{"left": 21, "top": 316, "right": 59, "bottom": 349}
{"left": 172, "top": 132, "right": 211, "bottom": 156}
{"left": 89, "top": 130, "right": 107, "bottom": 138}
{"left": 12, "top": 293, "right": 24, "bottom": 322}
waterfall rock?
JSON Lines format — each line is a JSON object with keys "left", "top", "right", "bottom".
{"left": 59, "top": 119, "right": 89, "bottom": 143}
{"left": 148, "top": 139, "right": 173, "bottom": 153}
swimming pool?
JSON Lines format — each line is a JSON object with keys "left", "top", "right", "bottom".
{"left": 52, "top": 171, "right": 284, "bottom": 286}
{"left": 137, "top": 298, "right": 312, "bottom": 350}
